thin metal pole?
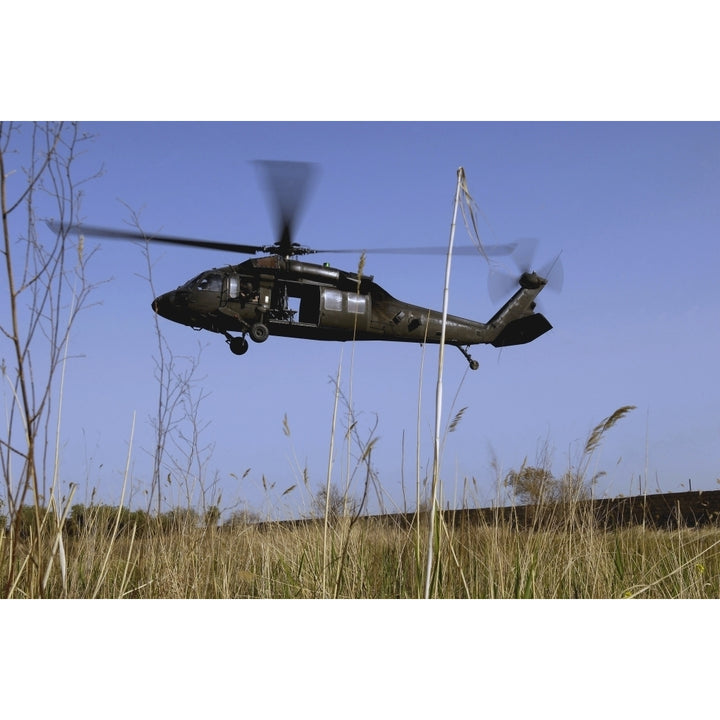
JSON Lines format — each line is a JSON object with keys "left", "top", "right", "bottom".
{"left": 424, "top": 167, "right": 464, "bottom": 599}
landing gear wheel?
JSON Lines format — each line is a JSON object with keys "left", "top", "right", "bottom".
{"left": 469, "top": 360, "right": 479, "bottom": 371}
{"left": 249, "top": 322, "right": 269, "bottom": 343}
{"left": 229, "top": 336, "right": 249, "bottom": 356}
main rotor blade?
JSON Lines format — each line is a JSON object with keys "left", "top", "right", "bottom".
{"left": 254, "top": 160, "right": 318, "bottom": 252}
{"left": 46, "top": 222, "right": 518, "bottom": 260}
{"left": 46, "top": 220, "right": 267, "bottom": 255}
{"left": 310, "top": 243, "right": 517, "bottom": 256}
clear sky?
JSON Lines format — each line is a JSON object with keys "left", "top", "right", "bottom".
{"left": 4, "top": 121, "right": 718, "bottom": 518}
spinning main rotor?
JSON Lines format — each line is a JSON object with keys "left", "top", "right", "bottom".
{"left": 47, "top": 160, "right": 519, "bottom": 262}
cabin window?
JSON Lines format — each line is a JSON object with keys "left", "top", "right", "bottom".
{"left": 323, "top": 289, "right": 343, "bottom": 311}
{"left": 227, "top": 276, "right": 240, "bottom": 299}
{"left": 347, "top": 294, "right": 367, "bottom": 315}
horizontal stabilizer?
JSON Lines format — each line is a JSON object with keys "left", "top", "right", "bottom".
{"left": 491, "top": 313, "right": 552, "bottom": 347}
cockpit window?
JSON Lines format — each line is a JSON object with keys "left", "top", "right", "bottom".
{"left": 194, "top": 273, "right": 222, "bottom": 292}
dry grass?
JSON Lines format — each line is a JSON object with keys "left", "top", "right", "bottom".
{"left": 5, "top": 508, "right": 720, "bottom": 599}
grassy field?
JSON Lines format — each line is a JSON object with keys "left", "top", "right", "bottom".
{"left": 7, "top": 397, "right": 718, "bottom": 599}
{"left": 4, "top": 504, "right": 720, "bottom": 598}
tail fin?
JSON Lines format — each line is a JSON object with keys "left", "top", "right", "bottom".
{"left": 487, "top": 271, "right": 552, "bottom": 347}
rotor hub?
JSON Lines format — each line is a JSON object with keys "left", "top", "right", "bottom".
{"left": 519, "top": 271, "right": 547, "bottom": 290}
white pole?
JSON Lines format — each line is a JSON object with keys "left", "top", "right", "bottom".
{"left": 424, "top": 166, "right": 464, "bottom": 598}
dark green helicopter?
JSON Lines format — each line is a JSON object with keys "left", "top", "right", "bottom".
{"left": 49, "top": 162, "right": 561, "bottom": 370}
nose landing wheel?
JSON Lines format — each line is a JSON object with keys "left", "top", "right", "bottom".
{"left": 226, "top": 333, "right": 249, "bottom": 356}
{"left": 225, "top": 322, "right": 270, "bottom": 355}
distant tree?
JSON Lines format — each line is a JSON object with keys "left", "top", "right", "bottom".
{"left": 66, "top": 504, "right": 89, "bottom": 537}
{"left": 555, "top": 469, "right": 592, "bottom": 504}
{"left": 504, "top": 465, "right": 591, "bottom": 506}
{"left": 504, "top": 466, "right": 557, "bottom": 505}
{"left": 12, "top": 505, "right": 48, "bottom": 540}
{"left": 223, "top": 508, "right": 262, "bottom": 529}
{"left": 158, "top": 506, "right": 201, "bottom": 533}
{"left": 66, "top": 503, "right": 146, "bottom": 538}
{"left": 126, "top": 508, "right": 151, "bottom": 537}
{"left": 309, "top": 484, "right": 358, "bottom": 521}
{"left": 504, "top": 407, "right": 637, "bottom": 509}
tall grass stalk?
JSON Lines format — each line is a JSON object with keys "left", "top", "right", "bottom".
{"left": 91, "top": 412, "right": 135, "bottom": 598}
{"left": 44, "top": 271, "right": 80, "bottom": 596}
{"left": 323, "top": 348, "right": 344, "bottom": 597}
{"left": 414, "top": 307, "right": 431, "bottom": 594}
{"left": 41, "top": 484, "right": 76, "bottom": 596}
{"left": 425, "top": 166, "right": 463, "bottom": 598}
{"left": 344, "top": 253, "right": 365, "bottom": 507}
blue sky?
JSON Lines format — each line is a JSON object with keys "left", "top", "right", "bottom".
{"left": 5, "top": 121, "right": 717, "bottom": 518}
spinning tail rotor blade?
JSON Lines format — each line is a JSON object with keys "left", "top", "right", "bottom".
{"left": 488, "top": 269, "right": 521, "bottom": 303}
{"left": 488, "top": 239, "right": 563, "bottom": 303}
{"left": 512, "top": 237, "right": 539, "bottom": 274}
{"left": 538, "top": 253, "right": 564, "bottom": 294}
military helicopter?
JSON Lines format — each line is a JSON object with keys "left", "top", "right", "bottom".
{"left": 48, "top": 161, "right": 561, "bottom": 370}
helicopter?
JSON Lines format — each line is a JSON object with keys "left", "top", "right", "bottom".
{"left": 48, "top": 161, "right": 561, "bottom": 370}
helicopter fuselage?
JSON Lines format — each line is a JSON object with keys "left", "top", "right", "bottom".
{"left": 151, "top": 255, "right": 552, "bottom": 369}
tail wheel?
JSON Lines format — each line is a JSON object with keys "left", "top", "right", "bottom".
{"left": 249, "top": 322, "right": 269, "bottom": 343}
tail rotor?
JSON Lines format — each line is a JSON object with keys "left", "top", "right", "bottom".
{"left": 488, "top": 238, "right": 563, "bottom": 304}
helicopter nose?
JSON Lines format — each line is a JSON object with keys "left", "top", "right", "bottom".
{"left": 152, "top": 291, "right": 176, "bottom": 319}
